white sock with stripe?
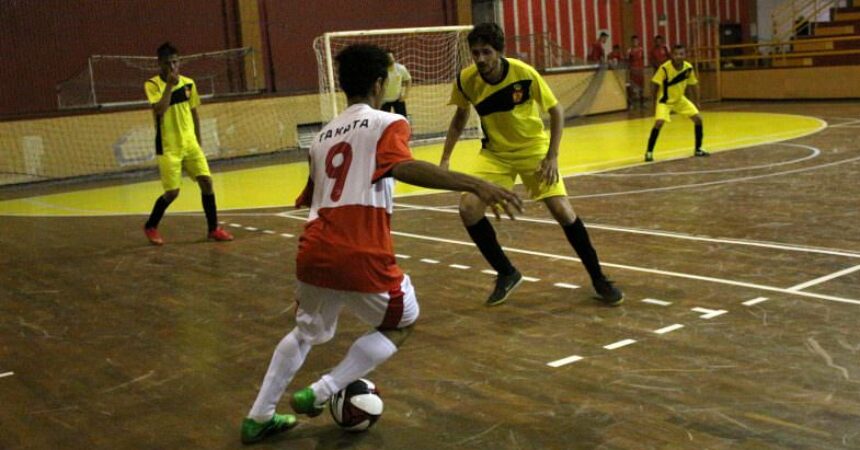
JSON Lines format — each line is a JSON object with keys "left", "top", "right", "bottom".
{"left": 248, "top": 328, "right": 311, "bottom": 422}
{"left": 311, "top": 331, "right": 397, "bottom": 403}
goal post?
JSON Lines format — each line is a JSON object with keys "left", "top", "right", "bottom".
{"left": 313, "top": 26, "right": 481, "bottom": 142}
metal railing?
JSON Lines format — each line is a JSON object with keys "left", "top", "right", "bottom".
{"left": 772, "top": 0, "right": 838, "bottom": 43}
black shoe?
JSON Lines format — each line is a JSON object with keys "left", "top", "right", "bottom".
{"left": 644, "top": 152, "right": 653, "bottom": 162}
{"left": 694, "top": 149, "right": 710, "bottom": 157}
{"left": 486, "top": 269, "right": 523, "bottom": 306}
{"left": 593, "top": 277, "right": 624, "bottom": 306}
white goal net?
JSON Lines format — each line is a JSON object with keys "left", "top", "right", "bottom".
{"left": 57, "top": 47, "right": 259, "bottom": 109}
{"left": 313, "top": 26, "right": 480, "bottom": 142}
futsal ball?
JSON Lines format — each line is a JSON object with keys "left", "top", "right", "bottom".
{"left": 329, "top": 378, "right": 384, "bottom": 432}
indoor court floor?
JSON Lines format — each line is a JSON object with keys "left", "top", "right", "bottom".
{"left": 1, "top": 100, "right": 859, "bottom": 449}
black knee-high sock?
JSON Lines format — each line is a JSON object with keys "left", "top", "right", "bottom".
{"left": 694, "top": 123, "right": 703, "bottom": 151}
{"left": 466, "top": 217, "right": 516, "bottom": 276}
{"left": 145, "top": 195, "right": 173, "bottom": 229}
{"left": 562, "top": 218, "right": 604, "bottom": 282}
{"left": 202, "top": 193, "right": 218, "bottom": 232}
{"left": 647, "top": 128, "right": 661, "bottom": 153}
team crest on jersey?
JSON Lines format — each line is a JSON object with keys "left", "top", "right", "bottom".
{"left": 512, "top": 83, "right": 525, "bottom": 104}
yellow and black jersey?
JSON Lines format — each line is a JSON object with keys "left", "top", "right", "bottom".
{"left": 449, "top": 58, "right": 558, "bottom": 155}
{"left": 144, "top": 75, "right": 201, "bottom": 154}
{"left": 652, "top": 60, "right": 698, "bottom": 104}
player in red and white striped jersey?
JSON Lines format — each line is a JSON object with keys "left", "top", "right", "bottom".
{"left": 240, "top": 44, "right": 522, "bottom": 444}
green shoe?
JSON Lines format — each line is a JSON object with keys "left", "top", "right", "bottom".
{"left": 240, "top": 413, "right": 297, "bottom": 445}
{"left": 290, "top": 387, "right": 325, "bottom": 417}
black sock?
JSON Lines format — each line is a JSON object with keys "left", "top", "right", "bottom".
{"left": 145, "top": 195, "right": 173, "bottom": 229}
{"left": 694, "top": 123, "right": 703, "bottom": 151}
{"left": 562, "top": 218, "right": 604, "bottom": 282}
{"left": 466, "top": 217, "right": 516, "bottom": 276}
{"left": 202, "top": 193, "right": 218, "bottom": 232}
{"left": 647, "top": 128, "right": 661, "bottom": 153}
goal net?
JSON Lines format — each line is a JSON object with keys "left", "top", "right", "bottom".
{"left": 313, "top": 26, "right": 481, "bottom": 142}
{"left": 57, "top": 47, "right": 259, "bottom": 109}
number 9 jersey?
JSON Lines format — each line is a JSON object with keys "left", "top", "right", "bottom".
{"left": 295, "top": 104, "right": 414, "bottom": 293}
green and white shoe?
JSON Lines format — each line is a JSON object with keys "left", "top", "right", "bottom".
{"left": 240, "top": 413, "right": 297, "bottom": 445}
{"left": 290, "top": 387, "right": 325, "bottom": 417}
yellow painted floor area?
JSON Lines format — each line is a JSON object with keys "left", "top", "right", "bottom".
{"left": 0, "top": 112, "right": 825, "bottom": 216}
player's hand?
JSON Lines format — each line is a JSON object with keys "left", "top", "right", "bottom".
{"left": 536, "top": 156, "right": 559, "bottom": 186}
{"left": 439, "top": 158, "right": 450, "bottom": 170}
{"left": 167, "top": 69, "right": 180, "bottom": 86}
{"left": 474, "top": 182, "right": 523, "bottom": 221}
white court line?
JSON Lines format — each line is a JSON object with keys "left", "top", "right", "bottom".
{"left": 692, "top": 307, "right": 728, "bottom": 319}
{"left": 0, "top": 372, "right": 13, "bottom": 378}
{"left": 567, "top": 154, "right": 860, "bottom": 200}
{"left": 395, "top": 254, "right": 411, "bottom": 259}
{"left": 229, "top": 223, "right": 243, "bottom": 228}
{"left": 604, "top": 339, "right": 637, "bottom": 350}
{"left": 554, "top": 282, "right": 580, "bottom": 289}
{"left": 547, "top": 355, "right": 584, "bottom": 367}
{"left": 642, "top": 298, "right": 672, "bottom": 306}
{"left": 276, "top": 215, "right": 860, "bottom": 305}
{"left": 263, "top": 230, "right": 276, "bottom": 234}
{"left": 786, "top": 264, "right": 860, "bottom": 292}
{"left": 481, "top": 269, "right": 497, "bottom": 275}
{"left": 280, "top": 233, "right": 294, "bottom": 238}
{"left": 654, "top": 324, "right": 684, "bottom": 334}
{"left": 830, "top": 119, "right": 860, "bottom": 127}
{"left": 420, "top": 258, "right": 440, "bottom": 264}
{"left": 588, "top": 143, "right": 820, "bottom": 177}
{"left": 394, "top": 203, "right": 860, "bottom": 260}
{"left": 522, "top": 276, "right": 541, "bottom": 282}
{"left": 244, "top": 227, "right": 258, "bottom": 231}
{"left": 449, "top": 264, "right": 471, "bottom": 270}
{"left": 743, "top": 297, "right": 769, "bottom": 306}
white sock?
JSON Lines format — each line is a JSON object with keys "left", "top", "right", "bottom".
{"left": 311, "top": 331, "right": 397, "bottom": 402}
{"left": 248, "top": 329, "right": 311, "bottom": 422}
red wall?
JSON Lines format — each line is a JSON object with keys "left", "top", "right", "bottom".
{"left": 500, "top": 0, "right": 750, "bottom": 66}
{"left": 260, "top": 0, "right": 455, "bottom": 94}
{"left": 0, "top": 0, "right": 455, "bottom": 117}
{"left": 0, "top": 0, "right": 237, "bottom": 117}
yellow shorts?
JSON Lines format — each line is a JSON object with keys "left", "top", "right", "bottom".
{"left": 157, "top": 145, "right": 211, "bottom": 191}
{"left": 655, "top": 97, "right": 699, "bottom": 122}
{"left": 473, "top": 149, "right": 567, "bottom": 201}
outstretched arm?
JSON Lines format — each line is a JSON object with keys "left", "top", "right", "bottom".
{"left": 392, "top": 159, "right": 522, "bottom": 220}
{"left": 439, "top": 107, "right": 470, "bottom": 169}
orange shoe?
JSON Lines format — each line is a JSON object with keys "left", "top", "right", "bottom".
{"left": 144, "top": 227, "right": 164, "bottom": 245}
{"left": 208, "top": 227, "right": 234, "bottom": 242}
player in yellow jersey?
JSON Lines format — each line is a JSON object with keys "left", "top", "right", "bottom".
{"left": 143, "top": 42, "right": 233, "bottom": 245}
{"left": 440, "top": 23, "right": 622, "bottom": 307}
{"left": 644, "top": 44, "right": 709, "bottom": 162}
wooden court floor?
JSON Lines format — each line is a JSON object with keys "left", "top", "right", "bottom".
{"left": 1, "top": 101, "right": 859, "bottom": 449}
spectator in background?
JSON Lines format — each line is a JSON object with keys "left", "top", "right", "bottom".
{"left": 650, "top": 34, "right": 671, "bottom": 69}
{"left": 588, "top": 32, "right": 609, "bottom": 64}
{"left": 607, "top": 44, "right": 623, "bottom": 68}
{"left": 626, "top": 35, "right": 645, "bottom": 109}
{"left": 650, "top": 35, "right": 671, "bottom": 103}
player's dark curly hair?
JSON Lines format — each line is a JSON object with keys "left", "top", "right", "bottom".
{"left": 468, "top": 23, "right": 505, "bottom": 52}
{"left": 336, "top": 44, "right": 389, "bottom": 98}
{"left": 157, "top": 42, "right": 178, "bottom": 61}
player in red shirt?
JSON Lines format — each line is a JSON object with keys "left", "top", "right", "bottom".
{"left": 588, "top": 31, "right": 609, "bottom": 64}
{"left": 607, "top": 44, "right": 623, "bottom": 68}
{"left": 626, "top": 35, "right": 645, "bottom": 108}
{"left": 650, "top": 35, "right": 671, "bottom": 102}
{"left": 239, "top": 44, "right": 522, "bottom": 444}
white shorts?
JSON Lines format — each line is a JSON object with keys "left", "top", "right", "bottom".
{"left": 294, "top": 275, "right": 419, "bottom": 344}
